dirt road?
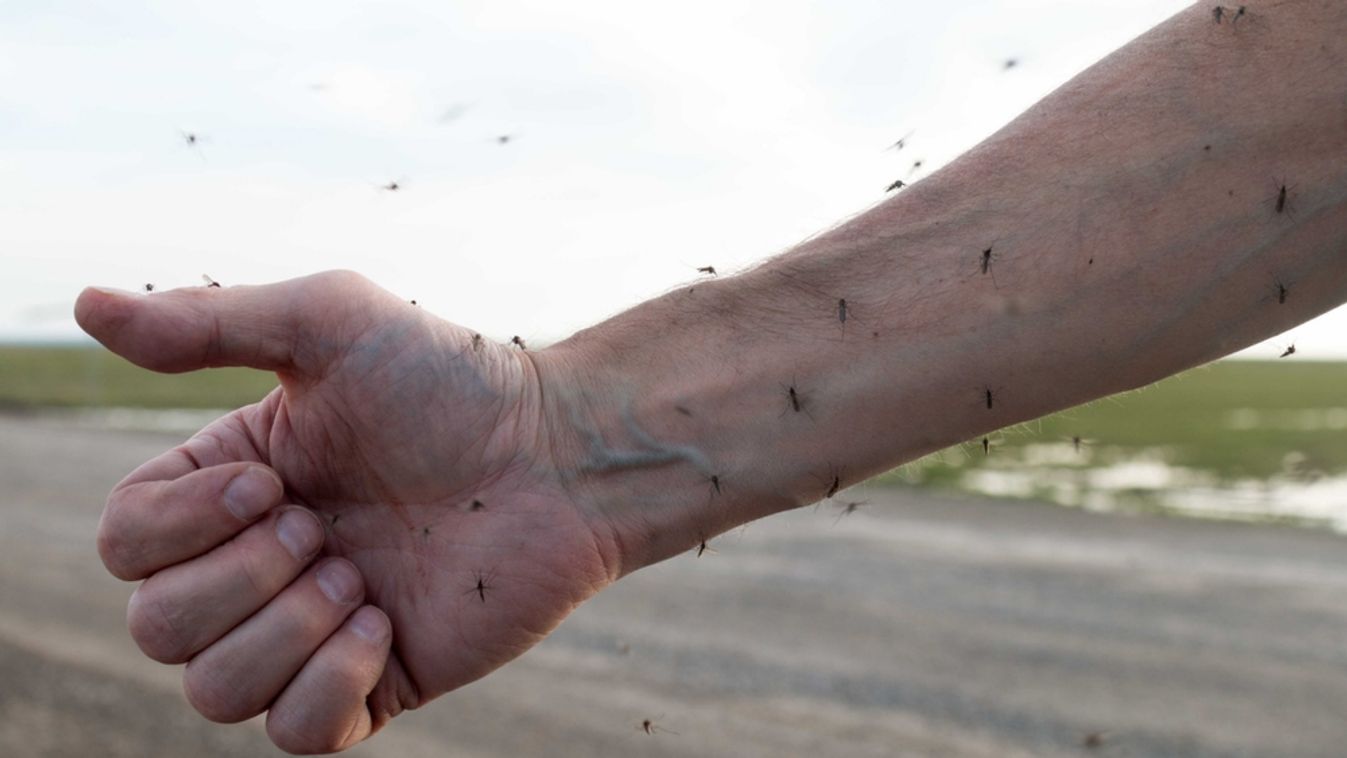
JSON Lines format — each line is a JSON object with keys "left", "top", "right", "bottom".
{"left": 2, "top": 411, "right": 1345, "bottom": 757}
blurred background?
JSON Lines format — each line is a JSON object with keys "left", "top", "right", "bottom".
{"left": 3, "top": 1, "right": 1346, "bottom": 756}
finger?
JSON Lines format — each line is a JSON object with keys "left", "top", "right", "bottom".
{"left": 127, "top": 506, "right": 326, "bottom": 664}
{"left": 266, "top": 606, "right": 392, "bottom": 755}
{"left": 99, "top": 462, "right": 284, "bottom": 581}
{"left": 183, "top": 558, "right": 367, "bottom": 724}
{"left": 73, "top": 270, "right": 384, "bottom": 374}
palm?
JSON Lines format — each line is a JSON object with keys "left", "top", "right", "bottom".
{"left": 186, "top": 293, "right": 612, "bottom": 711}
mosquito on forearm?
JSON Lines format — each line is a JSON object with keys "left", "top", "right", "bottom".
{"left": 695, "top": 537, "right": 717, "bottom": 558}
{"left": 781, "top": 376, "right": 816, "bottom": 419}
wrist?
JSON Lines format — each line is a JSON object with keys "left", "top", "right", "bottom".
{"left": 529, "top": 310, "right": 801, "bottom": 574}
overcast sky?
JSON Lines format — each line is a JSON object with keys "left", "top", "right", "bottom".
{"left": 2, "top": 0, "right": 1338, "bottom": 358}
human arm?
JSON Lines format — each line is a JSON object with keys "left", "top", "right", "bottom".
{"left": 534, "top": 0, "right": 1347, "bottom": 568}
{"left": 74, "top": 1, "right": 1347, "bottom": 754}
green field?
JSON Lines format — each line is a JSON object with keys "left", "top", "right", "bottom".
{"left": 878, "top": 359, "right": 1347, "bottom": 486}
{"left": 0, "top": 344, "right": 277, "bottom": 411}
{"left": 4, "top": 345, "right": 1346, "bottom": 518}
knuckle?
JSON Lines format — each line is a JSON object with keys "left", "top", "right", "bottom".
{"left": 126, "top": 584, "right": 192, "bottom": 664}
{"left": 234, "top": 537, "right": 277, "bottom": 599}
{"left": 318, "top": 269, "right": 371, "bottom": 291}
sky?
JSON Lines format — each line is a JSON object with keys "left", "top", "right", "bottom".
{"left": 2, "top": 0, "right": 1340, "bottom": 358}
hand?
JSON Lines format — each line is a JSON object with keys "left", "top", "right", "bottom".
{"left": 76, "top": 271, "right": 620, "bottom": 754}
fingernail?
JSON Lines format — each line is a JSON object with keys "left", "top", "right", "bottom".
{"left": 91, "top": 286, "right": 137, "bottom": 297}
{"left": 317, "top": 560, "right": 362, "bottom": 604}
{"left": 349, "top": 608, "right": 388, "bottom": 643}
{"left": 276, "top": 509, "right": 322, "bottom": 561}
{"left": 223, "top": 467, "right": 281, "bottom": 521}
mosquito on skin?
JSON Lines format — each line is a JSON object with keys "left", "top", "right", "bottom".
{"left": 1269, "top": 178, "right": 1296, "bottom": 217}
{"left": 511, "top": 336, "right": 527, "bottom": 350}
{"left": 697, "top": 265, "right": 717, "bottom": 276}
{"left": 1263, "top": 277, "right": 1290, "bottom": 307}
{"left": 705, "top": 474, "right": 723, "bottom": 497}
{"left": 465, "top": 570, "right": 496, "bottom": 603}
{"left": 202, "top": 274, "right": 221, "bottom": 288}
{"left": 1280, "top": 344, "right": 1296, "bottom": 358}
{"left": 885, "top": 179, "right": 907, "bottom": 193}
{"left": 143, "top": 283, "right": 154, "bottom": 293}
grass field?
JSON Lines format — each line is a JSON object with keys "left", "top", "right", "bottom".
{"left": 0, "top": 344, "right": 277, "bottom": 411}
{"left": 4, "top": 345, "right": 1346, "bottom": 525}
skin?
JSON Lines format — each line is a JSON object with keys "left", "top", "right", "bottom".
{"left": 74, "top": 2, "right": 1347, "bottom": 754}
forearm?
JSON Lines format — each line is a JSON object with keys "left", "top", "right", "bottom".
{"left": 535, "top": 2, "right": 1347, "bottom": 572}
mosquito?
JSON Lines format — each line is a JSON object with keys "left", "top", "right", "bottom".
{"left": 465, "top": 570, "right": 496, "bottom": 603}
{"left": 706, "top": 474, "right": 723, "bottom": 497}
{"left": 202, "top": 274, "right": 221, "bottom": 288}
{"left": 781, "top": 377, "right": 815, "bottom": 420}
{"left": 696, "top": 539, "right": 717, "bottom": 558}
{"left": 640, "top": 717, "right": 677, "bottom": 736}
{"left": 909, "top": 159, "right": 924, "bottom": 176}
{"left": 832, "top": 496, "right": 870, "bottom": 525}
{"left": 471, "top": 333, "right": 484, "bottom": 351}
{"left": 697, "top": 265, "right": 717, "bottom": 276}
{"left": 838, "top": 298, "right": 849, "bottom": 325}
{"left": 381, "top": 180, "right": 403, "bottom": 192}
{"left": 885, "top": 179, "right": 907, "bottom": 193}
{"left": 1068, "top": 435, "right": 1095, "bottom": 453}
{"left": 984, "top": 386, "right": 996, "bottom": 410}
{"left": 1280, "top": 343, "right": 1296, "bottom": 358}
{"left": 1276, "top": 280, "right": 1289, "bottom": 305}
{"left": 826, "top": 470, "right": 842, "bottom": 499}
{"left": 143, "top": 283, "right": 154, "bottom": 292}
{"left": 469, "top": 499, "right": 486, "bottom": 512}
{"left": 885, "top": 130, "right": 914, "bottom": 152}
{"left": 511, "top": 336, "right": 527, "bottom": 349}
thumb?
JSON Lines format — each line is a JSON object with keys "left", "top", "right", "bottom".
{"left": 74, "top": 270, "right": 374, "bottom": 375}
